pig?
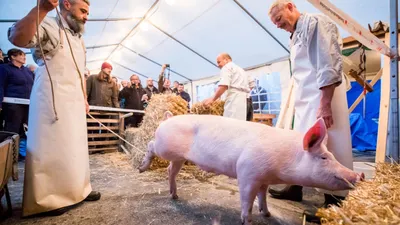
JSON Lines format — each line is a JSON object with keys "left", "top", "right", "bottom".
{"left": 138, "top": 111, "right": 364, "bottom": 225}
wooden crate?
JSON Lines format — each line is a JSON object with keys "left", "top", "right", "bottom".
{"left": 86, "top": 111, "right": 125, "bottom": 153}
{"left": 252, "top": 113, "right": 276, "bottom": 126}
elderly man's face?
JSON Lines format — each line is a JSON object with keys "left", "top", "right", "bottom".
{"left": 269, "top": 3, "right": 297, "bottom": 33}
{"left": 121, "top": 80, "right": 128, "bottom": 87}
{"left": 130, "top": 76, "right": 140, "bottom": 85}
{"left": 216, "top": 55, "right": 229, "bottom": 69}
{"left": 65, "top": 0, "right": 90, "bottom": 34}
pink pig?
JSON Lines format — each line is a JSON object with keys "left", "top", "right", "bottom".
{"left": 139, "top": 111, "right": 364, "bottom": 225}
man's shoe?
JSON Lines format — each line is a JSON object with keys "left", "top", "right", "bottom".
{"left": 268, "top": 185, "right": 303, "bottom": 202}
{"left": 303, "top": 208, "right": 321, "bottom": 224}
{"left": 84, "top": 191, "right": 101, "bottom": 201}
{"left": 303, "top": 194, "right": 346, "bottom": 224}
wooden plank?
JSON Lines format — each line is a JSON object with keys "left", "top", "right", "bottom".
{"left": 87, "top": 118, "right": 119, "bottom": 123}
{"left": 349, "top": 69, "right": 383, "bottom": 113}
{"left": 88, "top": 111, "right": 119, "bottom": 116}
{"left": 87, "top": 126, "right": 119, "bottom": 131}
{"left": 252, "top": 114, "right": 276, "bottom": 120}
{"left": 348, "top": 70, "right": 374, "bottom": 92}
{"left": 376, "top": 33, "right": 392, "bottom": 163}
{"left": 89, "top": 147, "right": 118, "bottom": 152}
{"left": 87, "top": 133, "right": 117, "bottom": 138}
{"left": 276, "top": 78, "right": 294, "bottom": 129}
{"left": 118, "top": 114, "right": 125, "bottom": 152}
{"left": 88, "top": 140, "right": 119, "bottom": 146}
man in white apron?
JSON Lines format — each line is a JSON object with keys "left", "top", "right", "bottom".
{"left": 267, "top": 1, "right": 353, "bottom": 223}
{"left": 204, "top": 53, "right": 249, "bottom": 120}
{"left": 8, "top": 0, "right": 100, "bottom": 217}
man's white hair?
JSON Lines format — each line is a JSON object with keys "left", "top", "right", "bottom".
{"left": 59, "top": 0, "right": 90, "bottom": 10}
{"left": 268, "top": 0, "right": 296, "bottom": 16}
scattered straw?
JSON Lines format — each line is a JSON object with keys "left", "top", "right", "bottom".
{"left": 317, "top": 163, "right": 400, "bottom": 225}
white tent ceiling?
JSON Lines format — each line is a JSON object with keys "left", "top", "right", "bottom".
{"left": 0, "top": 0, "right": 391, "bottom": 83}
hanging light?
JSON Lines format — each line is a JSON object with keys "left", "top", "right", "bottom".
{"left": 165, "top": 0, "right": 176, "bottom": 5}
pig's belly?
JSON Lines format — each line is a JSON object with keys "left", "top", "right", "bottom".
{"left": 189, "top": 160, "right": 237, "bottom": 178}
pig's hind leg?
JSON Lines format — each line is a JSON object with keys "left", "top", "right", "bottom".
{"left": 257, "top": 185, "right": 271, "bottom": 217}
{"left": 168, "top": 160, "right": 185, "bottom": 200}
{"left": 138, "top": 140, "right": 156, "bottom": 173}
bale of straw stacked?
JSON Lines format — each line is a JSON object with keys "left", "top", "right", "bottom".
{"left": 317, "top": 163, "right": 400, "bottom": 225}
{"left": 126, "top": 94, "right": 188, "bottom": 168}
{"left": 191, "top": 100, "right": 225, "bottom": 116}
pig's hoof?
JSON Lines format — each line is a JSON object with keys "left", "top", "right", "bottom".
{"left": 171, "top": 194, "right": 179, "bottom": 200}
{"left": 263, "top": 211, "right": 271, "bottom": 217}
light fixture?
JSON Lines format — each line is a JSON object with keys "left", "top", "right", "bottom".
{"left": 165, "top": 0, "right": 176, "bottom": 5}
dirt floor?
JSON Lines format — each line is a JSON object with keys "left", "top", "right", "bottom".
{"left": 1, "top": 150, "right": 375, "bottom": 225}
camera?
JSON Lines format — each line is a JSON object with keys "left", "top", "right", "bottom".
{"left": 165, "top": 64, "right": 170, "bottom": 68}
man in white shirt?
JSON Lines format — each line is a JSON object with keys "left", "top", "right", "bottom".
{"left": 204, "top": 53, "right": 250, "bottom": 120}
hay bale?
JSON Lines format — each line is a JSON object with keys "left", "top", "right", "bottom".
{"left": 318, "top": 163, "right": 400, "bottom": 225}
{"left": 191, "top": 100, "right": 225, "bottom": 116}
{"left": 126, "top": 94, "right": 188, "bottom": 167}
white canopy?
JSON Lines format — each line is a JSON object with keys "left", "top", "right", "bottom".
{"left": 0, "top": 0, "right": 391, "bottom": 83}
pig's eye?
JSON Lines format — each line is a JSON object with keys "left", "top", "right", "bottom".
{"left": 321, "top": 157, "right": 327, "bottom": 160}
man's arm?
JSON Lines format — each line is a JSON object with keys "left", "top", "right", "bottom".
{"left": 308, "top": 17, "right": 343, "bottom": 128}
{"left": 212, "top": 86, "right": 228, "bottom": 101}
{"left": 8, "top": 1, "right": 57, "bottom": 47}
{"left": 112, "top": 83, "right": 120, "bottom": 108}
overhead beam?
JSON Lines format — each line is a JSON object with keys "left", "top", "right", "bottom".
{"left": 148, "top": 20, "right": 219, "bottom": 68}
{"left": 0, "top": 17, "right": 142, "bottom": 23}
{"left": 121, "top": 45, "right": 192, "bottom": 81}
{"left": 111, "top": 61, "right": 149, "bottom": 79}
{"left": 232, "top": 0, "right": 290, "bottom": 53}
{"left": 105, "top": 0, "right": 161, "bottom": 61}
{"left": 86, "top": 44, "right": 119, "bottom": 50}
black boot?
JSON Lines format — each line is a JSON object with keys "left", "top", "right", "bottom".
{"left": 303, "top": 194, "right": 346, "bottom": 224}
{"left": 84, "top": 191, "right": 101, "bottom": 201}
{"left": 268, "top": 185, "right": 303, "bottom": 202}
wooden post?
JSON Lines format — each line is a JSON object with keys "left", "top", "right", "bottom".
{"left": 118, "top": 113, "right": 125, "bottom": 152}
{"left": 376, "top": 33, "right": 392, "bottom": 163}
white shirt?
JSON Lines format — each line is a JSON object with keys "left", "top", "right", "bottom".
{"left": 219, "top": 62, "right": 250, "bottom": 93}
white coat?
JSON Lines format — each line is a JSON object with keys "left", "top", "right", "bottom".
{"left": 219, "top": 62, "right": 250, "bottom": 121}
{"left": 290, "top": 13, "right": 353, "bottom": 197}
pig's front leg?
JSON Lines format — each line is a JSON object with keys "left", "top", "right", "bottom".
{"left": 257, "top": 185, "right": 271, "bottom": 217}
{"left": 167, "top": 160, "right": 185, "bottom": 200}
{"left": 238, "top": 181, "right": 260, "bottom": 225}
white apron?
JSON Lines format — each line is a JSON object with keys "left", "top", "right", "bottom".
{"left": 291, "top": 34, "right": 353, "bottom": 197}
{"left": 223, "top": 88, "right": 247, "bottom": 121}
{"left": 23, "top": 24, "right": 92, "bottom": 216}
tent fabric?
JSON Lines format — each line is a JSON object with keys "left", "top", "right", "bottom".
{"left": 346, "top": 80, "right": 381, "bottom": 151}
{"left": 0, "top": 0, "right": 391, "bottom": 83}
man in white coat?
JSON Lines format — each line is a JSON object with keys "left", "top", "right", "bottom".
{"left": 267, "top": 0, "right": 353, "bottom": 223}
{"left": 8, "top": 0, "right": 100, "bottom": 217}
{"left": 204, "top": 53, "right": 250, "bottom": 120}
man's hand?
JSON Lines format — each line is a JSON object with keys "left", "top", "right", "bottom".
{"left": 40, "top": 0, "right": 58, "bottom": 13}
{"left": 85, "top": 101, "right": 90, "bottom": 114}
{"left": 317, "top": 104, "right": 333, "bottom": 129}
{"left": 141, "top": 94, "right": 148, "bottom": 102}
{"left": 203, "top": 98, "right": 214, "bottom": 106}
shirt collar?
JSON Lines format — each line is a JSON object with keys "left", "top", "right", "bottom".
{"left": 8, "top": 62, "right": 24, "bottom": 69}
{"left": 290, "top": 14, "right": 304, "bottom": 40}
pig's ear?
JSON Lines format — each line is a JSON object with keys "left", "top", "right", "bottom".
{"left": 163, "top": 111, "right": 173, "bottom": 121}
{"left": 303, "top": 118, "right": 327, "bottom": 151}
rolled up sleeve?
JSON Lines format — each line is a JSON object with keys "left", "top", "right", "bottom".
{"left": 218, "top": 67, "right": 231, "bottom": 86}
{"left": 8, "top": 22, "right": 47, "bottom": 49}
{"left": 307, "top": 17, "right": 342, "bottom": 89}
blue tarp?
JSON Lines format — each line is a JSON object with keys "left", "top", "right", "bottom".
{"left": 346, "top": 80, "right": 381, "bottom": 151}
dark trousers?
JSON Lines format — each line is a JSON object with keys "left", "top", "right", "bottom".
{"left": 3, "top": 103, "right": 29, "bottom": 138}
{"left": 125, "top": 114, "right": 143, "bottom": 128}
{"left": 246, "top": 98, "right": 253, "bottom": 121}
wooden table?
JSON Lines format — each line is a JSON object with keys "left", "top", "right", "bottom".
{"left": 251, "top": 113, "right": 276, "bottom": 126}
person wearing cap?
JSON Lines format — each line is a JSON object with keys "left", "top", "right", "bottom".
{"left": 8, "top": 0, "right": 100, "bottom": 217}
{"left": 86, "top": 62, "right": 119, "bottom": 108}
{"left": 0, "top": 48, "right": 34, "bottom": 160}
{"left": 144, "top": 77, "right": 159, "bottom": 100}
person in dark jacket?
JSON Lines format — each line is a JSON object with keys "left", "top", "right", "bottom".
{"left": 119, "top": 74, "right": 147, "bottom": 127}
{"left": 176, "top": 83, "right": 191, "bottom": 111}
{"left": 144, "top": 77, "right": 159, "bottom": 100}
{"left": 158, "top": 64, "right": 173, "bottom": 94}
{"left": 0, "top": 48, "right": 34, "bottom": 160}
{"left": 86, "top": 62, "right": 119, "bottom": 108}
